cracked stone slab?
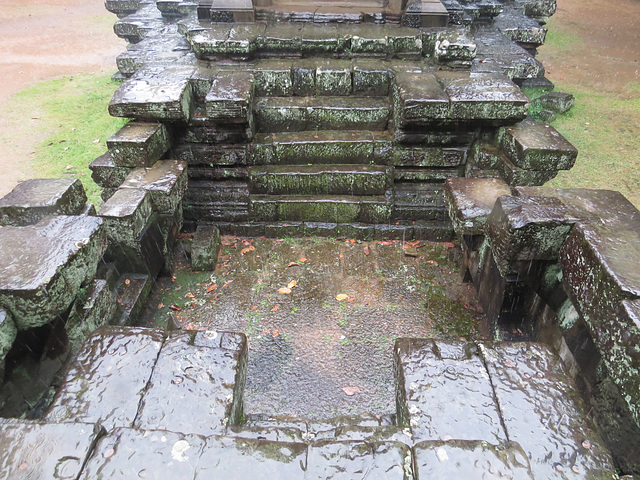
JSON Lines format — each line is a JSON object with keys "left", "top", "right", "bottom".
{"left": 109, "top": 66, "right": 194, "bottom": 121}
{"left": 0, "top": 420, "right": 100, "bottom": 480}
{"left": 414, "top": 440, "right": 534, "bottom": 479}
{"left": 499, "top": 117, "right": 578, "bottom": 170}
{"left": 0, "top": 178, "right": 87, "bottom": 226}
{"left": 480, "top": 342, "right": 616, "bottom": 479}
{"left": 444, "top": 177, "right": 512, "bottom": 235}
{"left": 0, "top": 215, "right": 106, "bottom": 330}
{"left": 107, "top": 122, "right": 172, "bottom": 168}
{"left": 119, "top": 160, "right": 187, "bottom": 214}
{"left": 46, "top": 326, "right": 165, "bottom": 430}
{"left": 135, "top": 330, "right": 247, "bottom": 436}
{"left": 394, "top": 338, "right": 506, "bottom": 444}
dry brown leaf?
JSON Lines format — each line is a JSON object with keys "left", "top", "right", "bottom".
{"left": 241, "top": 245, "right": 255, "bottom": 255}
{"left": 272, "top": 330, "right": 279, "bottom": 338}
{"left": 379, "top": 240, "right": 394, "bottom": 246}
{"left": 278, "top": 287, "right": 292, "bottom": 295}
{"left": 241, "top": 239, "right": 251, "bottom": 246}
{"left": 347, "top": 296, "right": 355, "bottom": 302}
{"left": 426, "top": 260, "right": 438, "bottom": 265}
{"left": 169, "top": 304, "right": 181, "bottom": 311}
{"left": 287, "top": 261, "right": 300, "bottom": 267}
{"left": 363, "top": 246, "right": 370, "bottom": 256}
{"left": 124, "top": 278, "right": 131, "bottom": 285}
{"left": 206, "top": 283, "right": 217, "bottom": 293}
{"left": 442, "top": 242, "right": 455, "bottom": 248}
{"left": 271, "top": 304, "right": 279, "bottom": 312}
{"left": 158, "top": 303, "right": 164, "bottom": 309}
{"left": 299, "top": 257, "right": 308, "bottom": 263}
{"left": 185, "top": 293, "right": 195, "bottom": 299}
{"left": 287, "top": 280, "right": 297, "bottom": 289}
{"left": 406, "top": 240, "right": 420, "bottom": 247}
{"left": 342, "top": 386, "right": 361, "bottom": 396}
{"left": 336, "top": 293, "right": 349, "bottom": 301}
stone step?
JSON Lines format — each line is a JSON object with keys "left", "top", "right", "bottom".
{"left": 254, "top": 96, "right": 391, "bottom": 133}
{"left": 187, "top": 22, "right": 425, "bottom": 60}
{"left": 248, "top": 164, "right": 391, "bottom": 195}
{"left": 395, "top": 338, "right": 617, "bottom": 478}
{"left": 106, "top": 121, "right": 173, "bottom": 168}
{"left": 249, "top": 194, "right": 392, "bottom": 223}
{"left": 393, "top": 183, "right": 449, "bottom": 221}
{"left": 204, "top": 70, "right": 255, "bottom": 124}
{"left": 393, "top": 70, "right": 529, "bottom": 128}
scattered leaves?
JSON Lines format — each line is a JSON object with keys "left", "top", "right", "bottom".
{"left": 278, "top": 287, "right": 292, "bottom": 295}
{"left": 241, "top": 245, "right": 256, "bottom": 255}
{"left": 379, "top": 240, "right": 394, "bottom": 246}
{"left": 185, "top": 293, "right": 195, "bottom": 299}
{"left": 206, "top": 283, "right": 217, "bottom": 293}
{"left": 405, "top": 240, "right": 421, "bottom": 247}
{"left": 426, "top": 260, "right": 438, "bottom": 265}
{"left": 342, "top": 386, "right": 361, "bottom": 396}
{"left": 336, "top": 294, "right": 349, "bottom": 301}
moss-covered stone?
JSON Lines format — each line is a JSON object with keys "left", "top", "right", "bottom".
{"left": 119, "top": 160, "right": 188, "bottom": 214}
{"left": 315, "top": 60, "right": 352, "bottom": 96}
{"left": 98, "top": 188, "right": 153, "bottom": 243}
{"left": 107, "top": 121, "right": 172, "bottom": 168}
{"left": 192, "top": 225, "right": 221, "bottom": 271}
{"left": 352, "top": 61, "right": 390, "bottom": 96}
{"left": 0, "top": 309, "right": 17, "bottom": 364}
{"left": 497, "top": 155, "right": 558, "bottom": 186}
{"left": 205, "top": 70, "right": 254, "bottom": 123}
{"left": 90, "top": 153, "right": 133, "bottom": 189}
{"left": 253, "top": 62, "right": 293, "bottom": 97}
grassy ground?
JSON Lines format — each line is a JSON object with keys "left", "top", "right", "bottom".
{"left": 538, "top": 19, "right": 640, "bottom": 207}
{"left": 3, "top": 73, "right": 125, "bottom": 204}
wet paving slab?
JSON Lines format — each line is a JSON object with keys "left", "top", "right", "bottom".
{"left": 140, "top": 237, "right": 487, "bottom": 420}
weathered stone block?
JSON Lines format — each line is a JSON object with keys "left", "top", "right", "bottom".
{"left": 432, "top": 28, "right": 477, "bottom": 64}
{"left": 414, "top": 440, "right": 534, "bottom": 479}
{"left": 533, "top": 91, "right": 575, "bottom": 114}
{"left": 444, "top": 177, "right": 512, "bottom": 235}
{"left": 89, "top": 153, "right": 132, "bottom": 189}
{"left": 347, "top": 24, "right": 389, "bottom": 57}
{"left": 205, "top": 70, "right": 254, "bottom": 123}
{"left": 485, "top": 195, "right": 578, "bottom": 274}
{"left": 0, "top": 421, "right": 99, "bottom": 479}
{"left": 135, "top": 330, "right": 247, "bottom": 435}
{"left": 291, "top": 61, "right": 316, "bottom": 95}
{"left": 107, "top": 122, "right": 172, "bottom": 168}
{"left": 497, "top": 155, "right": 559, "bottom": 186}
{"left": 109, "top": 66, "right": 194, "bottom": 121}
{"left": 0, "top": 178, "right": 87, "bottom": 226}
{"left": 499, "top": 117, "right": 578, "bottom": 170}
{"left": 481, "top": 342, "right": 616, "bottom": 479}
{"left": 259, "top": 23, "right": 304, "bottom": 56}
{"left": 80, "top": 427, "right": 205, "bottom": 479}
{"left": 0, "top": 216, "right": 106, "bottom": 330}
{"left": 119, "top": 160, "right": 187, "bottom": 214}
{"left": 192, "top": 225, "right": 221, "bottom": 270}
{"left": 254, "top": 97, "right": 309, "bottom": 133}
{"left": 307, "top": 97, "right": 390, "bottom": 131}
{"left": 306, "top": 441, "right": 411, "bottom": 479}
{"left": 253, "top": 62, "right": 293, "bottom": 97}
{"left": 393, "top": 72, "right": 449, "bottom": 126}
{"left": 394, "top": 338, "right": 507, "bottom": 444}
{"left": 46, "top": 326, "right": 165, "bottom": 429}
{"left": 352, "top": 61, "right": 389, "bottom": 96}
{"left": 113, "top": 274, "right": 153, "bottom": 326}
{"left": 315, "top": 60, "right": 352, "bottom": 96}
{"left": 98, "top": 188, "right": 153, "bottom": 243}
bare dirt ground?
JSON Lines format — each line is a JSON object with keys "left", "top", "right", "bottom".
{"left": 0, "top": 0, "right": 638, "bottom": 198}
{"left": 0, "top": 0, "right": 124, "bottom": 197}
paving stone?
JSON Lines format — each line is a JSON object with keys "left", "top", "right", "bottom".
{"left": 192, "top": 225, "right": 221, "bottom": 270}
{"left": 0, "top": 215, "right": 106, "bottom": 330}
{"left": 484, "top": 194, "right": 579, "bottom": 274}
{"left": 46, "top": 326, "right": 165, "bottom": 429}
{"left": 499, "top": 117, "right": 578, "bottom": 170}
{"left": 107, "top": 122, "right": 172, "bottom": 168}
{"left": 414, "top": 440, "right": 534, "bottom": 479}
{"left": 205, "top": 70, "right": 254, "bottom": 123}
{"left": 248, "top": 165, "right": 390, "bottom": 196}
{"left": 0, "top": 309, "right": 16, "bottom": 364}
{"left": 480, "top": 342, "right": 616, "bottom": 479}
{"left": 0, "top": 178, "right": 87, "bottom": 226}
{"left": 80, "top": 427, "right": 205, "bottom": 479}
{"left": 0, "top": 420, "right": 99, "bottom": 480}
{"left": 109, "top": 66, "right": 194, "bottom": 121}
{"left": 306, "top": 441, "right": 412, "bottom": 479}
{"left": 393, "top": 183, "right": 448, "bottom": 222}
{"left": 444, "top": 177, "right": 512, "bottom": 235}
{"left": 135, "top": 330, "right": 247, "bottom": 435}
{"left": 98, "top": 188, "right": 153, "bottom": 244}
{"left": 90, "top": 153, "right": 133, "bottom": 189}
{"left": 120, "top": 160, "right": 187, "bottom": 214}
{"left": 394, "top": 338, "right": 506, "bottom": 444}
{"left": 392, "top": 166, "right": 464, "bottom": 182}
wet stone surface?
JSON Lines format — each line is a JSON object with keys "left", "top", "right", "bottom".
{"left": 0, "top": 420, "right": 100, "bottom": 480}
{"left": 46, "top": 326, "right": 164, "bottom": 430}
{"left": 119, "top": 160, "right": 187, "bottom": 214}
{"left": 0, "top": 215, "right": 106, "bottom": 330}
{"left": 135, "top": 330, "right": 247, "bottom": 436}
{"left": 0, "top": 178, "right": 87, "bottom": 227}
{"left": 107, "top": 121, "right": 172, "bottom": 168}
{"left": 395, "top": 338, "right": 506, "bottom": 444}
{"left": 141, "top": 237, "right": 486, "bottom": 419}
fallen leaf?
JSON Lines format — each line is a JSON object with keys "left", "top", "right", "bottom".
{"left": 241, "top": 245, "right": 255, "bottom": 255}
{"left": 171, "top": 276, "right": 177, "bottom": 283}
{"left": 241, "top": 239, "right": 252, "bottom": 246}
{"left": 158, "top": 303, "right": 164, "bottom": 309}
{"left": 287, "top": 261, "right": 300, "bottom": 267}
{"left": 406, "top": 240, "right": 420, "bottom": 247}
{"left": 222, "top": 280, "right": 233, "bottom": 288}
{"left": 336, "top": 294, "right": 349, "bottom": 301}
{"left": 342, "top": 386, "right": 361, "bottom": 396}
{"left": 18, "top": 463, "right": 28, "bottom": 470}
{"left": 251, "top": 305, "right": 257, "bottom": 310}
{"left": 272, "top": 330, "right": 279, "bottom": 337}
{"left": 271, "top": 304, "right": 279, "bottom": 312}
{"left": 442, "top": 242, "right": 455, "bottom": 248}
{"left": 299, "top": 257, "right": 308, "bottom": 263}
{"left": 124, "top": 278, "right": 131, "bottom": 285}
{"left": 347, "top": 296, "right": 355, "bottom": 302}
{"left": 426, "top": 260, "right": 438, "bottom": 265}
{"left": 185, "top": 293, "right": 195, "bottom": 299}
{"left": 380, "top": 240, "right": 394, "bottom": 246}
{"left": 92, "top": 138, "right": 100, "bottom": 144}
{"left": 287, "top": 280, "right": 297, "bottom": 289}
{"left": 278, "top": 287, "right": 292, "bottom": 294}
{"left": 169, "top": 305, "right": 181, "bottom": 311}
{"left": 363, "top": 246, "right": 370, "bottom": 256}
{"left": 206, "top": 283, "right": 217, "bottom": 293}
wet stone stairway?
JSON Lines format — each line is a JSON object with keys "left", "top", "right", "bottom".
{"left": 0, "top": 329, "right": 618, "bottom": 478}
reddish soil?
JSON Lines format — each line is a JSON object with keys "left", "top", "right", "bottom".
{"left": 0, "top": 0, "right": 124, "bottom": 196}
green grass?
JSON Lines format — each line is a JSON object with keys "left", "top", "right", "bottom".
{"left": 6, "top": 73, "right": 126, "bottom": 205}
